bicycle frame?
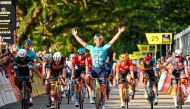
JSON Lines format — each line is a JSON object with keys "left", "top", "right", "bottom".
{"left": 17, "top": 76, "right": 30, "bottom": 109}
{"left": 171, "top": 77, "right": 188, "bottom": 109}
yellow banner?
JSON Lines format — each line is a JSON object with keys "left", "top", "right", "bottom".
{"left": 137, "top": 44, "right": 157, "bottom": 52}
{"left": 129, "top": 53, "right": 143, "bottom": 59}
{"left": 145, "top": 33, "right": 172, "bottom": 44}
{"left": 133, "top": 52, "right": 143, "bottom": 58}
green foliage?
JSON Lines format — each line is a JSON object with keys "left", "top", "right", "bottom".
{"left": 16, "top": 0, "right": 189, "bottom": 58}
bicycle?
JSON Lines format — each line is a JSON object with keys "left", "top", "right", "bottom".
{"left": 171, "top": 77, "right": 188, "bottom": 109}
{"left": 75, "top": 77, "right": 85, "bottom": 109}
{"left": 119, "top": 78, "right": 130, "bottom": 109}
{"left": 17, "top": 76, "right": 31, "bottom": 109}
{"left": 46, "top": 77, "right": 63, "bottom": 109}
{"left": 144, "top": 77, "right": 157, "bottom": 109}
{"left": 88, "top": 76, "right": 105, "bottom": 109}
{"left": 65, "top": 76, "right": 75, "bottom": 104}
{"left": 131, "top": 78, "right": 136, "bottom": 100}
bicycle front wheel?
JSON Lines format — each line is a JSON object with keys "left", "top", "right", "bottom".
{"left": 95, "top": 87, "right": 101, "bottom": 109}
{"left": 55, "top": 89, "right": 60, "bottom": 109}
{"left": 67, "top": 83, "right": 71, "bottom": 104}
{"left": 178, "top": 87, "right": 183, "bottom": 109}
{"left": 79, "top": 91, "right": 83, "bottom": 109}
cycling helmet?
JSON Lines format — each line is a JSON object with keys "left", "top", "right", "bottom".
{"left": 69, "top": 54, "right": 76, "bottom": 58}
{"left": 18, "top": 49, "right": 27, "bottom": 57}
{"left": 43, "top": 53, "right": 52, "bottom": 61}
{"left": 174, "top": 49, "right": 182, "bottom": 56}
{"left": 53, "top": 52, "right": 62, "bottom": 61}
{"left": 119, "top": 54, "right": 128, "bottom": 61}
{"left": 77, "top": 48, "right": 85, "bottom": 54}
{"left": 24, "top": 39, "right": 32, "bottom": 45}
{"left": 94, "top": 34, "right": 103, "bottom": 39}
{"left": 132, "top": 60, "right": 137, "bottom": 65}
{"left": 144, "top": 54, "right": 152, "bottom": 61}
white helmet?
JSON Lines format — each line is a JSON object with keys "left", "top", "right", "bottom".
{"left": 174, "top": 49, "right": 182, "bottom": 56}
{"left": 132, "top": 60, "right": 137, "bottom": 65}
{"left": 53, "top": 52, "right": 62, "bottom": 61}
{"left": 69, "top": 54, "right": 76, "bottom": 58}
{"left": 43, "top": 53, "right": 52, "bottom": 61}
{"left": 18, "top": 49, "right": 27, "bottom": 57}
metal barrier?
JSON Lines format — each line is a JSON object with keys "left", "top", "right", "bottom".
{"left": 174, "top": 26, "right": 190, "bottom": 54}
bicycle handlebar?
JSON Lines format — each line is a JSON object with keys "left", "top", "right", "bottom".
{"left": 171, "top": 77, "right": 188, "bottom": 85}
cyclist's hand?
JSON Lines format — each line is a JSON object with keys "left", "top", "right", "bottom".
{"left": 45, "top": 79, "right": 49, "bottom": 85}
{"left": 71, "top": 76, "right": 74, "bottom": 80}
{"left": 118, "top": 26, "right": 126, "bottom": 33}
{"left": 71, "top": 28, "right": 77, "bottom": 36}
{"left": 186, "top": 77, "right": 189, "bottom": 85}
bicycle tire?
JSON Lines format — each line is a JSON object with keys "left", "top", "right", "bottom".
{"left": 55, "top": 88, "right": 60, "bottom": 109}
{"left": 67, "top": 83, "right": 70, "bottom": 104}
{"left": 178, "top": 87, "right": 183, "bottom": 109}
{"left": 95, "top": 87, "right": 101, "bottom": 109}
{"left": 106, "top": 80, "right": 109, "bottom": 99}
{"left": 149, "top": 89, "right": 154, "bottom": 109}
{"left": 131, "top": 83, "right": 136, "bottom": 99}
{"left": 79, "top": 91, "right": 83, "bottom": 109}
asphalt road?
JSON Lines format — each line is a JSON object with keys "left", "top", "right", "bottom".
{"left": 1, "top": 85, "right": 190, "bottom": 109}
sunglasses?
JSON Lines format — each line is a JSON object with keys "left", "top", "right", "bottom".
{"left": 175, "top": 56, "right": 180, "bottom": 58}
{"left": 78, "top": 54, "right": 84, "bottom": 56}
{"left": 186, "top": 55, "right": 189, "bottom": 56}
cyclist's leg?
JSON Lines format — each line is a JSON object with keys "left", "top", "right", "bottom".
{"left": 134, "top": 72, "right": 138, "bottom": 91}
{"left": 49, "top": 72, "right": 58, "bottom": 108}
{"left": 118, "top": 71, "right": 125, "bottom": 107}
{"left": 84, "top": 68, "right": 97, "bottom": 104}
{"left": 171, "top": 70, "right": 179, "bottom": 107}
{"left": 99, "top": 68, "right": 107, "bottom": 108}
{"left": 112, "top": 69, "right": 117, "bottom": 87}
{"left": 143, "top": 71, "right": 149, "bottom": 98}
{"left": 74, "top": 69, "right": 81, "bottom": 106}
{"left": 126, "top": 71, "right": 133, "bottom": 95}
{"left": 14, "top": 67, "right": 23, "bottom": 100}
{"left": 180, "top": 70, "right": 188, "bottom": 96}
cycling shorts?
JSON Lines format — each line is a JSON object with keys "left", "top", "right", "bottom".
{"left": 89, "top": 67, "right": 107, "bottom": 84}
{"left": 119, "top": 70, "right": 130, "bottom": 84}
{"left": 172, "top": 69, "right": 185, "bottom": 84}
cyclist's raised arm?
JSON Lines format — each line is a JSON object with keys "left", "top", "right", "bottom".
{"left": 109, "top": 26, "right": 126, "bottom": 45}
{"left": 71, "top": 28, "right": 87, "bottom": 47}
{"left": 160, "top": 57, "right": 173, "bottom": 69}
{"left": 183, "top": 58, "right": 188, "bottom": 78}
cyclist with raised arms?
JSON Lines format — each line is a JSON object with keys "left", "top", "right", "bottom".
{"left": 14, "top": 49, "right": 33, "bottom": 107}
{"left": 159, "top": 49, "right": 188, "bottom": 109}
{"left": 45, "top": 52, "right": 66, "bottom": 109}
{"left": 71, "top": 26, "right": 126, "bottom": 109}
{"left": 116, "top": 54, "right": 134, "bottom": 108}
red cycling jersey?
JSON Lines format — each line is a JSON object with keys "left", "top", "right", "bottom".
{"left": 72, "top": 55, "right": 88, "bottom": 66}
{"left": 116, "top": 60, "right": 133, "bottom": 73}
{"left": 86, "top": 56, "right": 92, "bottom": 69}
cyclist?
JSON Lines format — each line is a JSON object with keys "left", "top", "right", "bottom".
{"left": 42, "top": 53, "right": 53, "bottom": 107}
{"left": 132, "top": 60, "right": 140, "bottom": 91}
{"left": 66, "top": 53, "right": 76, "bottom": 102}
{"left": 71, "top": 26, "right": 126, "bottom": 109}
{"left": 141, "top": 54, "right": 158, "bottom": 105}
{"left": 116, "top": 54, "right": 134, "bottom": 108}
{"left": 159, "top": 49, "right": 188, "bottom": 109}
{"left": 71, "top": 48, "right": 89, "bottom": 106}
{"left": 14, "top": 49, "right": 33, "bottom": 107}
{"left": 45, "top": 52, "right": 66, "bottom": 109}
{"left": 105, "top": 59, "right": 113, "bottom": 87}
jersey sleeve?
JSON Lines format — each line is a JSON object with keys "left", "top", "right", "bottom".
{"left": 85, "top": 44, "right": 93, "bottom": 51}
{"left": 33, "top": 52, "right": 39, "bottom": 60}
{"left": 140, "top": 61, "right": 145, "bottom": 71}
{"left": 116, "top": 61, "right": 121, "bottom": 74}
{"left": 103, "top": 43, "right": 112, "bottom": 49}
{"left": 14, "top": 57, "right": 18, "bottom": 69}
{"left": 162, "top": 57, "right": 173, "bottom": 67}
{"left": 28, "top": 57, "right": 33, "bottom": 68}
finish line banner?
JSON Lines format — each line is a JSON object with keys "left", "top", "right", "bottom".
{"left": 145, "top": 33, "right": 172, "bottom": 44}
{"left": 0, "top": 0, "right": 16, "bottom": 44}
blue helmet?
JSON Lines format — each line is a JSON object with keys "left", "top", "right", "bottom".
{"left": 77, "top": 48, "right": 85, "bottom": 53}
{"left": 24, "top": 39, "right": 32, "bottom": 45}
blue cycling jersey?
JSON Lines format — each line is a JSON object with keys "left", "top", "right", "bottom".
{"left": 106, "top": 63, "right": 112, "bottom": 73}
{"left": 17, "top": 45, "right": 38, "bottom": 60}
{"left": 85, "top": 43, "right": 112, "bottom": 67}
